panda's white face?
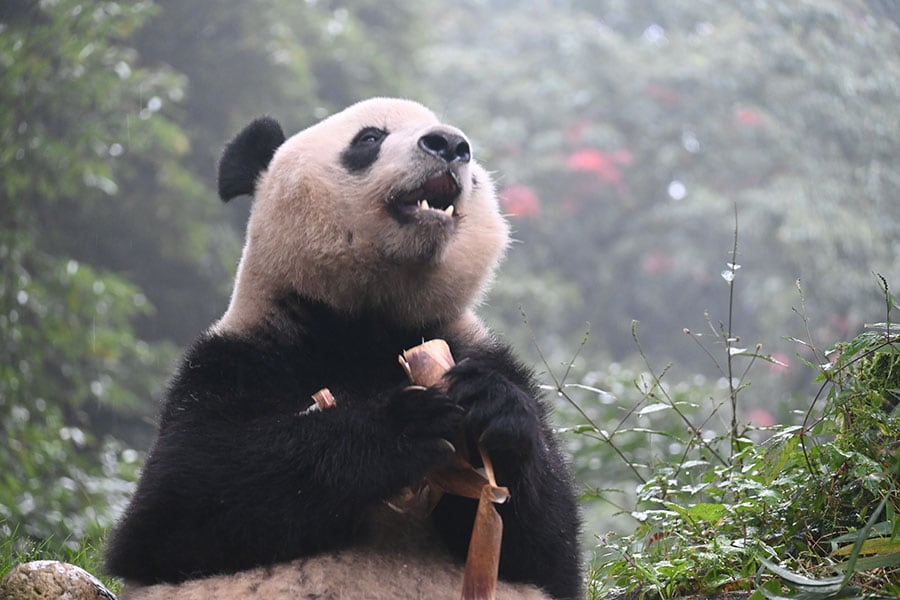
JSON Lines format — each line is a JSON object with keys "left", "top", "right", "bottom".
{"left": 217, "top": 98, "right": 509, "bottom": 331}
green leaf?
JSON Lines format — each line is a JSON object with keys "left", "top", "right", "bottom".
{"left": 839, "top": 551, "right": 900, "bottom": 571}
{"left": 830, "top": 522, "right": 895, "bottom": 545}
{"left": 758, "top": 559, "right": 844, "bottom": 589}
{"left": 638, "top": 402, "right": 672, "bottom": 416}
{"left": 662, "top": 501, "right": 727, "bottom": 525}
{"left": 832, "top": 536, "right": 900, "bottom": 556}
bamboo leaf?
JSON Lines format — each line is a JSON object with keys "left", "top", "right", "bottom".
{"left": 839, "top": 551, "right": 900, "bottom": 571}
{"left": 637, "top": 403, "right": 672, "bottom": 416}
{"left": 758, "top": 559, "right": 844, "bottom": 588}
{"left": 832, "top": 536, "right": 900, "bottom": 557}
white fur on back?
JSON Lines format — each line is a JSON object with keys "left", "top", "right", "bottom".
{"left": 121, "top": 551, "right": 551, "bottom": 600}
{"left": 122, "top": 507, "right": 551, "bottom": 599}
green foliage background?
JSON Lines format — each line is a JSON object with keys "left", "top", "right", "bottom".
{"left": 1, "top": 0, "right": 425, "bottom": 551}
{"left": 1, "top": 0, "right": 899, "bottom": 593}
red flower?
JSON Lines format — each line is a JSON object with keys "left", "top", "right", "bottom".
{"left": 746, "top": 408, "right": 776, "bottom": 427}
{"left": 498, "top": 184, "right": 541, "bottom": 218}
{"left": 734, "top": 109, "right": 762, "bottom": 126}
{"left": 641, "top": 252, "right": 673, "bottom": 274}
{"left": 767, "top": 352, "right": 791, "bottom": 373}
{"left": 566, "top": 148, "right": 631, "bottom": 185}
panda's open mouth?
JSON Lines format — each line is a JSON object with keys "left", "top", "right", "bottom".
{"left": 388, "top": 171, "right": 461, "bottom": 222}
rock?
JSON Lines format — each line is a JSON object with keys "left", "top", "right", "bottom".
{"left": 0, "top": 560, "right": 117, "bottom": 600}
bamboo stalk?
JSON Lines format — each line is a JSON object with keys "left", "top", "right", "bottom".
{"left": 311, "top": 387, "right": 336, "bottom": 410}
{"left": 461, "top": 486, "right": 504, "bottom": 600}
{"left": 400, "top": 339, "right": 507, "bottom": 600}
{"left": 309, "top": 339, "right": 508, "bottom": 600}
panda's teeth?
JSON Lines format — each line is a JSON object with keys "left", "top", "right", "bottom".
{"left": 414, "top": 199, "right": 453, "bottom": 216}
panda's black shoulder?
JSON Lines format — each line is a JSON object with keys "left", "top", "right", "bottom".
{"left": 157, "top": 304, "right": 314, "bottom": 422}
{"left": 157, "top": 330, "right": 282, "bottom": 426}
{"left": 157, "top": 294, "right": 452, "bottom": 424}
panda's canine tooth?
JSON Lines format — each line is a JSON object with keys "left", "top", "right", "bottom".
{"left": 444, "top": 205, "right": 455, "bottom": 217}
{"left": 419, "top": 199, "right": 431, "bottom": 210}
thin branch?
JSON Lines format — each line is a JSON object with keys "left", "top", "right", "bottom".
{"left": 522, "top": 307, "right": 647, "bottom": 483}
{"left": 632, "top": 321, "right": 728, "bottom": 467}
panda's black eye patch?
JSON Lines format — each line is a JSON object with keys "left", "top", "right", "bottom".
{"left": 353, "top": 127, "right": 387, "bottom": 145}
{"left": 341, "top": 127, "right": 388, "bottom": 173}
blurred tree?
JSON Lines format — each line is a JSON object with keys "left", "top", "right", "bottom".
{"left": 0, "top": 0, "right": 184, "bottom": 544}
{"left": 7, "top": 0, "right": 896, "bottom": 557}
{"left": 423, "top": 0, "right": 900, "bottom": 390}
{"left": 126, "top": 0, "right": 427, "bottom": 340}
{"left": 1, "top": 0, "right": 433, "bottom": 550}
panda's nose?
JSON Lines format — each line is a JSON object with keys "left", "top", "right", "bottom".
{"left": 418, "top": 130, "right": 471, "bottom": 164}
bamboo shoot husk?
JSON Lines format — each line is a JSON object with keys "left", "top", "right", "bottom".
{"left": 400, "top": 339, "right": 507, "bottom": 600}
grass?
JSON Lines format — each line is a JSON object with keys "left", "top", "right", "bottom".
{"left": 0, "top": 529, "right": 122, "bottom": 594}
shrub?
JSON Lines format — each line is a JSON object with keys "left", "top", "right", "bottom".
{"left": 554, "top": 266, "right": 900, "bottom": 599}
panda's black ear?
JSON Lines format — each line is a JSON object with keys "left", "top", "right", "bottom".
{"left": 217, "top": 117, "right": 286, "bottom": 202}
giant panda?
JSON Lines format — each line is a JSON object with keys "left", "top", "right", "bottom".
{"left": 104, "top": 98, "right": 583, "bottom": 600}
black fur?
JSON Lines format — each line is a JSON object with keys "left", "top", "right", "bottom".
{"left": 217, "top": 117, "right": 286, "bottom": 201}
{"left": 104, "top": 294, "right": 582, "bottom": 599}
{"left": 340, "top": 126, "right": 388, "bottom": 173}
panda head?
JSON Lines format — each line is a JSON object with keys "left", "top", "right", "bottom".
{"left": 215, "top": 98, "right": 510, "bottom": 332}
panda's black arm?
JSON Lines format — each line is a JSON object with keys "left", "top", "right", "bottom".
{"left": 432, "top": 344, "right": 584, "bottom": 600}
{"left": 105, "top": 345, "right": 461, "bottom": 584}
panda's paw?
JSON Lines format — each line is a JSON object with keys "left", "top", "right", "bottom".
{"left": 386, "top": 385, "right": 463, "bottom": 472}
{"left": 445, "top": 359, "right": 544, "bottom": 478}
